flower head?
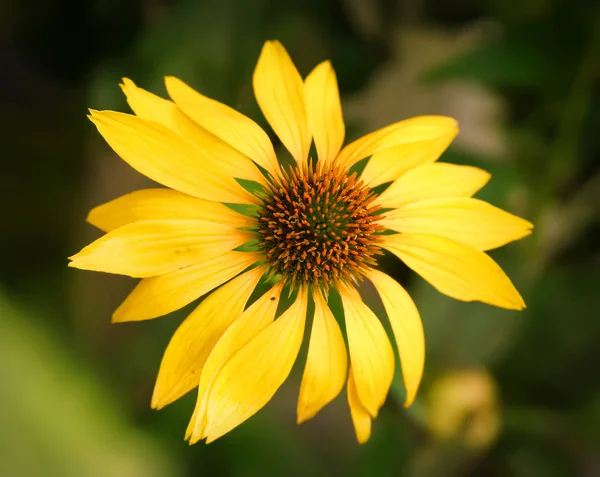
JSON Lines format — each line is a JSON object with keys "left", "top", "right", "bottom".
{"left": 69, "top": 40, "right": 532, "bottom": 444}
{"left": 257, "top": 163, "right": 383, "bottom": 287}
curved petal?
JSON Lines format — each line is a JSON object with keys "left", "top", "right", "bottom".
{"left": 253, "top": 40, "right": 310, "bottom": 167}
{"left": 187, "top": 283, "right": 283, "bottom": 443}
{"left": 304, "top": 61, "right": 345, "bottom": 165}
{"left": 151, "top": 266, "right": 264, "bottom": 409}
{"left": 382, "top": 233, "right": 526, "bottom": 310}
{"left": 380, "top": 198, "right": 533, "bottom": 251}
{"left": 361, "top": 128, "right": 458, "bottom": 187}
{"left": 297, "top": 288, "right": 347, "bottom": 423}
{"left": 112, "top": 252, "right": 262, "bottom": 322}
{"left": 88, "top": 110, "right": 258, "bottom": 205}
{"left": 347, "top": 368, "right": 372, "bottom": 444}
{"left": 335, "top": 116, "right": 458, "bottom": 170}
{"left": 202, "top": 288, "right": 309, "bottom": 443}
{"left": 68, "top": 220, "right": 253, "bottom": 278}
{"left": 366, "top": 269, "right": 424, "bottom": 407}
{"left": 120, "top": 79, "right": 266, "bottom": 186}
{"left": 377, "top": 162, "right": 491, "bottom": 209}
{"left": 338, "top": 282, "right": 395, "bottom": 417}
{"left": 88, "top": 188, "right": 255, "bottom": 233}
{"left": 165, "top": 76, "right": 280, "bottom": 177}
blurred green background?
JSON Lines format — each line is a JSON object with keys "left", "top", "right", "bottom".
{"left": 1, "top": 0, "right": 599, "bottom": 475}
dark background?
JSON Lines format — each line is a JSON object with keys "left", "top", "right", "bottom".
{"left": 1, "top": 0, "right": 599, "bottom": 476}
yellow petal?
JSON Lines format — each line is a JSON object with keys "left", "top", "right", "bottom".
{"left": 347, "top": 368, "right": 372, "bottom": 444}
{"left": 335, "top": 116, "right": 458, "bottom": 170}
{"left": 337, "top": 282, "right": 395, "bottom": 417}
{"left": 304, "top": 61, "right": 345, "bottom": 165}
{"left": 186, "top": 393, "right": 203, "bottom": 442}
{"left": 88, "top": 188, "right": 254, "bottom": 233}
{"left": 113, "top": 252, "right": 261, "bottom": 322}
{"left": 361, "top": 128, "right": 458, "bottom": 187}
{"left": 152, "top": 266, "right": 264, "bottom": 409}
{"left": 88, "top": 110, "right": 258, "bottom": 205}
{"left": 297, "top": 288, "right": 347, "bottom": 423}
{"left": 377, "top": 162, "right": 491, "bottom": 209}
{"left": 120, "top": 77, "right": 175, "bottom": 124}
{"left": 68, "top": 220, "right": 252, "bottom": 278}
{"left": 203, "top": 288, "right": 309, "bottom": 443}
{"left": 366, "top": 269, "right": 424, "bottom": 407}
{"left": 165, "top": 76, "right": 280, "bottom": 177}
{"left": 382, "top": 233, "right": 526, "bottom": 310}
{"left": 380, "top": 198, "right": 533, "bottom": 251}
{"left": 253, "top": 41, "right": 310, "bottom": 167}
{"left": 120, "top": 79, "right": 266, "bottom": 186}
{"left": 187, "top": 283, "right": 283, "bottom": 443}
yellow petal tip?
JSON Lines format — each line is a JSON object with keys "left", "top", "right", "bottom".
{"left": 296, "top": 409, "right": 313, "bottom": 425}
{"left": 506, "top": 297, "right": 526, "bottom": 311}
{"left": 150, "top": 395, "right": 163, "bottom": 411}
{"left": 84, "top": 206, "right": 106, "bottom": 229}
{"left": 111, "top": 308, "right": 127, "bottom": 323}
{"left": 164, "top": 75, "right": 179, "bottom": 87}
{"left": 87, "top": 110, "right": 106, "bottom": 125}
{"left": 111, "top": 296, "right": 154, "bottom": 323}
{"left": 186, "top": 431, "right": 203, "bottom": 445}
{"left": 203, "top": 426, "right": 223, "bottom": 444}
{"left": 403, "top": 395, "right": 417, "bottom": 408}
{"left": 67, "top": 255, "right": 86, "bottom": 267}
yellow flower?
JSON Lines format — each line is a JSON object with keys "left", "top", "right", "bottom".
{"left": 69, "top": 40, "right": 532, "bottom": 444}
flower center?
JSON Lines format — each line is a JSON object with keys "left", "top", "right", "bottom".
{"left": 257, "top": 164, "right": 383, "bottom": 287}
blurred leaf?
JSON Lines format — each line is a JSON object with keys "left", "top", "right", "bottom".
{"left": 422, "top": 19, "right": 584, "bottom": 92}
{"left": 0, "top": 290, "right": 180, "bottom": 477}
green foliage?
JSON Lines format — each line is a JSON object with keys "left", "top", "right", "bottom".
{"left": 422, "top": 19, "right": 585, "bottom": 92}
{"left": 0, "top": 292, "right": 179, "bottom": 477}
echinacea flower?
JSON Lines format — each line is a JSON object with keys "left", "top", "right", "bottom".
{"left": 70, "top": 40, "right": 532, "bottom": 444}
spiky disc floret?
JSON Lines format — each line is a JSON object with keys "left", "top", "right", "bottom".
{"left": 257, "top": 163, "right": 383, "bottom": 287}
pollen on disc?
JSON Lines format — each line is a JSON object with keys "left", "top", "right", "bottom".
{"left": 257, "top": 163, "right": 383, "bottom": 287}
